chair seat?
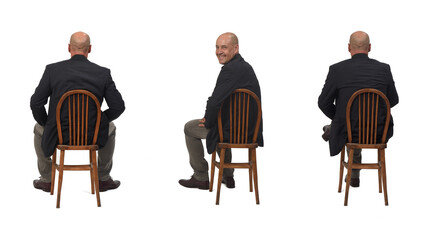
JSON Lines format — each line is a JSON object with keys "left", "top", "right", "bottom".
{"left": 57, "top": 145, "right": 98, "bottom": 151}
{"left": 346, "top": 143, "right": 386, "bottom": 150}
{"left": 217, "top": 143, "right": 258, "bottom": 149}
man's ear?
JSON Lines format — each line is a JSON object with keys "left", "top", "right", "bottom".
{"left": 88, "top": 45, "right": 92, "bottom": 53}
{"left": 68, "top": 44, "right": 71, "bottom": 53}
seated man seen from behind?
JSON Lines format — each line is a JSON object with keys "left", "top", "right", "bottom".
{"left": 318, "top": 31, "right": 399, "bottom": 187}
{"left": 31, "top": 32, "right": 125, "bottom": 193}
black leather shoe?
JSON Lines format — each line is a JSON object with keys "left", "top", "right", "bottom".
{"left": 345, "top": 176, "right": 360, "bottom": 188}
{"left": 33, "top": 179, "right": 51, "bottom": 192}
{"left": 179, "top": 176, "right": 209, "bottom": 190}
{"left": 222, "top": 177, "right": 235, "bottom": 188}
{"left": 99, "top": 178, "right": 121, "bottom": 192}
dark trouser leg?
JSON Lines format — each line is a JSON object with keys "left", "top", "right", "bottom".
{"left": 184, "top": 119, "right": 232, "bottom": 181}
{"left": 34, "top": 123, "right": 51, "bottom": 182}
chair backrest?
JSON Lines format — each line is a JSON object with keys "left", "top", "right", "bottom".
{"left": 217, "top": 89, "right": 262, "bottom": 144}
{"left": 346, "top": 88, "right": 391, "bottom": 145}
{"left": 56, "top": 90, "right": 101, "bottom": 146}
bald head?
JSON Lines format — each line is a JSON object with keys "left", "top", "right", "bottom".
{"left": 218, "top": 32, "right": 239, "bottom": 46}
{"left": 348, "top": 31, "right": 371, "bottom": 56}
{"left": 68, "top": 32, "right": 91, "bottom": 57}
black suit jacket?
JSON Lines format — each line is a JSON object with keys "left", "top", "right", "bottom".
{"left": 318, "top": 53, "right": 399, "bottom": 156}
{"left": 204, "top": 54, "right": 263, "bottom": 154}
{"left": 30, "top": 55, "right": 125, "bottom": 157}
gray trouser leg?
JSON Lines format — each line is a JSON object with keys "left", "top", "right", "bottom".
{"left": 34, "top": 123, "right": 51, "bottom": 183}
{"left": 347, "top": 147, "right": 362, "bottom": 178}
{"left": 184, "top": 119, "right": 232, "bottom": 181}
{"left": 97, "top": 122, "right": 116, "bottom": 181}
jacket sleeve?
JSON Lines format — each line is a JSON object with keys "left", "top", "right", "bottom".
{"left": 385, "top": 65, "right": 399, "bottom": 108}
{"left": 30, "top": 66, "right": 51, "bottom": 126}
{"left": 103, "top": 70, "right": 125, "bottom": 122}
{"left": 318, "top": 66, "right": 337, "bottom": 120}
{"left": 204, "top": 66, "right": 238, "bottom": 129}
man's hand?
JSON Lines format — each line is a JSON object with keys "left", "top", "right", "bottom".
{"left": 198, "top": 118, "right": 206, "bottom": 127}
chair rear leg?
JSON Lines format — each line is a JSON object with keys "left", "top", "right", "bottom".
{"left": 249, "top": 149, "right": 253, "bottom": 192}
{"left": 216, "top": 149, "right": 225, "bottom": 205}
{"left": 56, "top": 150, "right": 65, "bottom": 208}
{"left": 209, "top": 153, "right": 216, "bottom": 192}
{"left": 380, "top": 150, "right": 388, "bottom": 206}
{"left": 338, "top": 148, "right": 345, "bottom": 193}
{"left": 377, "top": 150, "right": 382, "bottom": 193}
{"left": 252, "top": 149, "right": 260, "bottom": 204}
{"left": 91, "top": 150, "right": 101, "bottom": 207}
{"left": 90, "top": 151, "right": 94, "bottom": 194}
{"left": 51, "top": 150, "right": 57, "bottom": 195}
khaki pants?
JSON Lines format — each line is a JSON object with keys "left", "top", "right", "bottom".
{"left": 184, "top": 119, "right": 233, "bottom": 181}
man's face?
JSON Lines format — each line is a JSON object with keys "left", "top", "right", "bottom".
{"left": 216, "top": 35, "right": 238, "bottom": 65}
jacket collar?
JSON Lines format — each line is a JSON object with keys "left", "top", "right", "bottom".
{"left": 70, "top": 54, "right": 89, "bottom": 61}
{"left": 351, "top": 53, "right": 369, "bottom": 59}
{"left": 224, "top": 53, "right": 242, "bottom": 65}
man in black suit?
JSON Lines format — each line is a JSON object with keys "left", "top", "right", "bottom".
{"left": 318, "top": 31, "right": 399, "bottom": 187}
{"left": 179, "top": 32, "right": 263, "bottom": 190}
{"left": 31, "top": 32, "right": 125, "bottom": 192}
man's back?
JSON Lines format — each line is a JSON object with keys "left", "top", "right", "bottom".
{"left": 30, "top": 55, "right": 125, "bottom": 157}
{"left": 318, "top": 53, "right": 399, "bottom": 156}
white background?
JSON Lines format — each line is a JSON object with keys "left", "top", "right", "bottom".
{"left": 1, "top": 0, "right": 427, "bottom": 239}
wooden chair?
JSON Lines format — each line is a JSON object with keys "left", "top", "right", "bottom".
{"left": 338, "top": 88, "right": 391, "bottom": 206}
{"left": 209, "top": 89, "right": 262, "bottom": 205}
{"left": 50, "top": 90, "right": 102, "bottom": 208}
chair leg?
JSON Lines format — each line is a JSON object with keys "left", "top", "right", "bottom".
{"left": 344, "top": 149, "right": 354, "bottom": 206}
{"left": 248, "top": 149, "right": 253, "bottom": 192}
{"left": 50, "top": 149, "right": 57, "bottom": 195}
{"left": 377, "top": 150, "right": 382, "bottom": 193}
{"left": 90, "top": 151, "right": 94, "bottom": 194}
{"left": 56, "top": 150, "right": 65, "bottom": 208}
{"left": 251, "top": 149, "right": 260, "bottom": 204}
{"left": 216, "top": 149, "right": 225, "bottom": 205}
{"left": 380, "top": 149, "right": 388, "bottom": 206}
{"left": 209, "top": 153, "right": 216, "bottom": 192}
{"left": 91, "top": 150, "right": 101, "bottom": 207}
{"left": 338, "top": 147, "right": 345, "bottom": 193}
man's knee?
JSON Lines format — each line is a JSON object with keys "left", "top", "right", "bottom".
{"left": 184, "top": 119, "right": 198, "bottom": 136}
{"left": 34, "top": 123, "right": 44, "bottom": 136}
{"left": 108, "top": 122, "right": 116, "bottom": 137}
